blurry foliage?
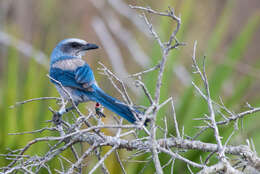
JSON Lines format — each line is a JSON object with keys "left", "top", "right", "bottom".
{"left": 0, "top": 0, "right": 259, "bottom": 173}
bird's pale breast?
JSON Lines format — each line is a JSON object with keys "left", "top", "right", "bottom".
{"left": 51, "top": 58, "right": 91, "bottom": 103}
{"left": 52, "top": 58, "right": 85, "bottom": 71}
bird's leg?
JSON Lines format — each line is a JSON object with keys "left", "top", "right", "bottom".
{"left": 52, "top": 100, "right": 79, "bottom": 125}
{"left": 49, "top": 101, "right": 67, "bottom": 136}
{"left": 59, "top": 100, "right": 79, "bottom": 114}
{"left": 64, "top": 104, "right": 79, "bottom": 113}
{"left": 52, "top": 112, "right": 62, "bottom": 125}
{"left": 52, "top": 100, "right": 67, "bottom": 125}
{"left": 58, "top": 102, "right": 67, "bottom": 115}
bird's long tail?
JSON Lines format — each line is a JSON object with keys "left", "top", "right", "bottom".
{"left": 91, "top": 87, "right": 139, "bottom": 123}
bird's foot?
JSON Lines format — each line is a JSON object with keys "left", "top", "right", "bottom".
{"left": 144, "top": 118, "right": 151, "bottom": 126}
{"left": 52, "top": 112, "right": 62, "bottom": 125}
{"left": 48, "top": 107, "right": 63, "bottom": 126}
{"left": 136, "top": 114, "right": 150, "bottom": 126}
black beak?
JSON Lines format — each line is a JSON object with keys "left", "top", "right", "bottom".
{"left": 82, "top": 43, "right": 99, "bottom": 51}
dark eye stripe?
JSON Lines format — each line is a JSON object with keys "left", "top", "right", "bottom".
{"left": 71, "top": 42, "right": 81, "bottom": 48}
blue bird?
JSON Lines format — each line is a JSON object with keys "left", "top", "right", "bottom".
{"left": 49, "top": 38, "right": 143, "bottom": 124}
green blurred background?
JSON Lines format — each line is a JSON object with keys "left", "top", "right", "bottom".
{"left": 0, "top": 0, "right": 259, "bottom": 173}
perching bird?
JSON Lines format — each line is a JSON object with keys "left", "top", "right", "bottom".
{"left": 49, "top": 38, "right": 142, "bottom": 124}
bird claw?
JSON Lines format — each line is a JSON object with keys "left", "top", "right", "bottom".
{"left": 52, "top": 112, "right": 62, "bottom": 125}
{"left": 144, "top": 118, "right": 151, "bottom": 126}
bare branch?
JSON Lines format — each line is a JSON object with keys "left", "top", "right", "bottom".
{"left": 10, "top": 97, "right": 61, "bottom": 108}
{"left": 192, "top": 41, "right": 223, "bottom": 159}
{"left": 2, "top": 4, "right": 260, "bottom": 174}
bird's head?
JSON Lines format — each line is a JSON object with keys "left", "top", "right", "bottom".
{"left": 50, "top": 38, "right": 99, "bottom": 63}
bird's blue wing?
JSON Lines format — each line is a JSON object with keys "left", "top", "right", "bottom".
{"left": 75, "top": 64, "right": 95, "bottom": 88}
{"left": 50, "top": 68, "right": 83, "bottom": 89}
{"left": 50, "top": 64, "right": 95, "bottom": 90}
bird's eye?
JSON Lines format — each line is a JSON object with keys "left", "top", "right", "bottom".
{"left": 71, "top": 42, "right": 80, "bottom": 48}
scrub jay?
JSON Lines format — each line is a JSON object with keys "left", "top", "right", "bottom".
{"left": 49, "top": 38, "right": 142, "bottom": 124}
